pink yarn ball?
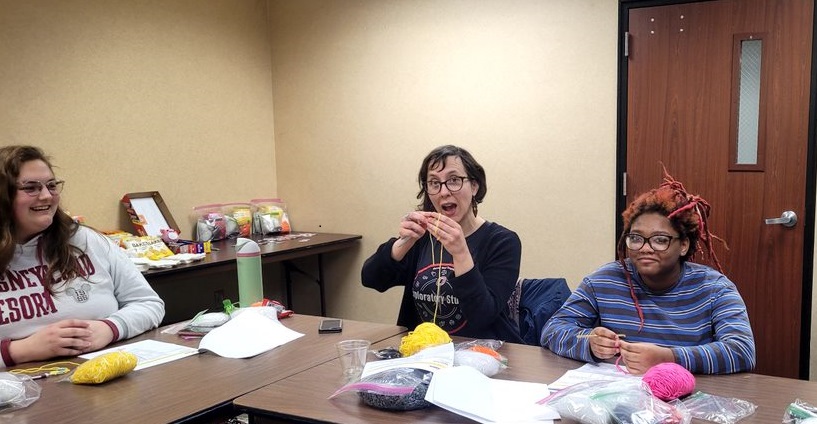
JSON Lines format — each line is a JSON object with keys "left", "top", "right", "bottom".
{"left": 642, "top": 362, "right": 696, "bottom": 401}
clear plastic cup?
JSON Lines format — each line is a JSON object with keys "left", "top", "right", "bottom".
{"left": 336, "top": 340, "right": 371, "bottom": 382}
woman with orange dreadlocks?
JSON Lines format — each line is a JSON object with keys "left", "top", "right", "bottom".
{"left": 541, "top": 171, "right": 755, "bottom": 375}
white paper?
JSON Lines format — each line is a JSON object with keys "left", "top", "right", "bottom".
{"left": 129, "top": 197, "right": 171, "bottom": 236}
{"left": 79, "top": 339, "right": 199, "bottom": 371}
{"left": 548, "top": 362, "right": 639, "bottom": 391}
{"left": 198, "top": 308, "right": 304, "bottom": 358}
{"left": 360, "top": 342, "right": 454, "bottom": 378}
{"left": 425, "top": 366, "right": 558, "bottom": 423}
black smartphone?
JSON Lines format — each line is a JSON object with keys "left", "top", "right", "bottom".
{"left": 318, "top": 318, "right": 343, "bottom": 333}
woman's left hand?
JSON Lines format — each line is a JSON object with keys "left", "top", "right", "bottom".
{"left": 618, "top": 341, "right": 675, "bottom": 374}
{"left": 422, "top": 212, "right": 469, "bottom": 255}
{"left": 79, "top": 320, "right": 116, "bottom": 353}
{"left": 421, "top": 212, "right": 473, "bottom": 274}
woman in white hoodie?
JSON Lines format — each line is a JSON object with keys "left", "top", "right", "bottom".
{"left": 0, "top": 145, "right": 165, "bottom": 368}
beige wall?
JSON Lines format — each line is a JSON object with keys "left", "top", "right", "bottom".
{"left": 268, "top": 0, "right": 618, "bottom": 322}
{"left": 0, "top": 0, "right": 277, "bottom": 233}
{"left": 1, "top": 0, "right": 815, "bottom": 379}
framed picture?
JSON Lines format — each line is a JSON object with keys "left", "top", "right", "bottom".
{"left": 121, "top": 191, "right": 180, "bottom": 237}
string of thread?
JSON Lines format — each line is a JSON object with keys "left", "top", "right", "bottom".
{"left": 430, "top": 214, "right": 443, "bottom": 323}
{"left": 642, "top": 362, "right": 696, "bottom": 401}
{"left": 399, "top": 215, "right": 450, "bottom": 357}
{"left": 10, "top": 361, "right": 79, "bottom": 377}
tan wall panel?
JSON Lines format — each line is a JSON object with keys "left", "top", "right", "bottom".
{"left": 0, "top": 0, "right": 277, "bottom": 234}
{"left": 268, "top": 0, "right": 619, "bottom": 325}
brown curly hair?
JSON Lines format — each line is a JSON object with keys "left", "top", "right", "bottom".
{"left": 416, "top": 145, "right": 486, "bottom": 216}
{"left": 0, "top": 145, "right": 83, "bottom": 293}
{"left": 616, "top": 167, "right": 726, "bottom": 329}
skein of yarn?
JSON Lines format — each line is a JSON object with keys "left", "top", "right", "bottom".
{"left": 398, "top": 322, "right": 452, "bottom": 357}
{"left": 642, "top": 362, "right": 696, "bottom": 401}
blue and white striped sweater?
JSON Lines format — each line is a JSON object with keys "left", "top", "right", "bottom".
{"left": 541, "top": 260, "right": 756, "bottom": 374}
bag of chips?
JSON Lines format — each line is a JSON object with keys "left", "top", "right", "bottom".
{"left": 120, "top": 235, "right": 174, "bottom": 260}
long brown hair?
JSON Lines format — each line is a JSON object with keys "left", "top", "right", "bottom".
{"left": 0, "top": 145, "right": 82, "bottom": 293}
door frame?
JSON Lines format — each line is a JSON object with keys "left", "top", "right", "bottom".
{"left": 616, "top": 0, "right": 817, "bottom": 380}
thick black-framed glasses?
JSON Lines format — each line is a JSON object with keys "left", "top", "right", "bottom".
{"left": 16, "top": 179, "right": 65, "bottom": 197}
{"left": 625, "top": 233, "right": 679, "bottom": 252}
{"left": 425, "top": 176, "right": 469, "bottom": 195}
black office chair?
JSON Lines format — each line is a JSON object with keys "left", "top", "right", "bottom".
{"left": 508, "top": 277, "right": 571, "bottom": 345}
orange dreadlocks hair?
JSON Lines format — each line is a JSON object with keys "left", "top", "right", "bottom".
{"left": 616, "top": 166, "right": 727, "bottom": 330}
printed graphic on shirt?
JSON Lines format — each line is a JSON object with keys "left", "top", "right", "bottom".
{"left": 66, "top": 283, "right": 92, "bottom": 303}
{"left": 0, "top": 253, "right": 96, "bottom": 325}
{"left": 413, "top": 262, "right": 466, "bottom": 334}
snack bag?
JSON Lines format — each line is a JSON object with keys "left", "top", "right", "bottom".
{"left": 250, "top": 198, "right": 291, "bottom": 235}
{"left": 222, "top": 202, "right": 253, "bottom": 238}
{"left": 105, "top": 231, "right": 135, "bottom": 248}
{"left": 193, "top": 204, "right": 227, "bottom": 242}
{"left": 120, "top": 235, "right": 174, "bottom": 260}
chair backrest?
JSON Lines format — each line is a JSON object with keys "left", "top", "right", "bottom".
{"left": 510, "top": 278, "right": 571, "bottom": 345}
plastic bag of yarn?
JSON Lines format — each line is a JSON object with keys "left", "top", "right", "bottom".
{"left": 328, "top": 367, "right": 433, "bottom": 411}
{"left": 453, "top": 350, "right": 506, "bottom": 377}
{"left": 454, "top": 338, "right": 504, "bottom": 355}
{"left": 69, "top": 351, "right": 138, "bottom": 385}
{"left": 783, "top": 399, "right": 817, "bottom": 424}
{"left": 250, "top": 198, "right": 291, "bottom": 236}
{"left": 193, "top": 204, "right": 228, "bottom": 242}
{"left": 681, "top": 391, "right": 757, "bottom": 424}
{"left": 455, "top": 339, "right": 505, "bottom": 357}
{"left": 453, "top": 340, "right": 508, "bottom": 377}
{"left": 540, "top": 379, "right": 691, "bottom": 424}
{"left": 0, "top": 373, "right": 41, "bottom": 412}
{"left": 222, "top": 202, "right": 253, "bottom": 238}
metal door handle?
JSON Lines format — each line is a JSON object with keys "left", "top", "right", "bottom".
{"left": 764, "top": 210, "right": 797, "bottom": 227}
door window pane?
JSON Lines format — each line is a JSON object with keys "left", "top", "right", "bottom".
{"left": 736, "top": 39, "right": 762, "bottom": 165}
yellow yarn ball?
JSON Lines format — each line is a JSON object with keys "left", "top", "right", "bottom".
{"left": 399, "top": 322, "right": 452, "bottom": 357}
{"left": 70, "top": 351, "right": 138, "bottom": 385}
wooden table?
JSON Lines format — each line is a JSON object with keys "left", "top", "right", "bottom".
{"left": 144, "top": 232, "right": 362, "bottom": 322}
{"left": 5, "top": 315, "right": 403, "bottom": 424}
{"left": 234, "top": 335, "right": 817, "bottom": 423}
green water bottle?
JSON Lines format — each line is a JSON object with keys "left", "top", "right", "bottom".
{"left": 235, "top": 238, "right": 263, "bottom": 307}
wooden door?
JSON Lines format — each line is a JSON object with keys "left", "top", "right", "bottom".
{"left": 622, "top": 0, "right": 813, "bottom": 378}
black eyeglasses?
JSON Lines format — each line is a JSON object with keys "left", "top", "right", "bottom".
{"left": 425, "top": 176, "right": 469, "bottom": 195}
{"left": 624, "top": 233, "right": 680, "bottom": 252}
{"left": 16, "top": 180, "right": 65, "bottom": 197}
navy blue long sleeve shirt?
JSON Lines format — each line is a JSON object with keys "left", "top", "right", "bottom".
{"left": 362, "top": 221, "right": 523, "bottom": 343}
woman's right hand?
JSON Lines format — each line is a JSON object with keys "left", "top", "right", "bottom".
{"left": 587, "top": 327, "right": 622, "bottom": 360}
{"left": 8, "top": 319, "right": 92, "bottom": 364}
{"left": 391, "top": 211, "right": 427, "bottom": 260}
